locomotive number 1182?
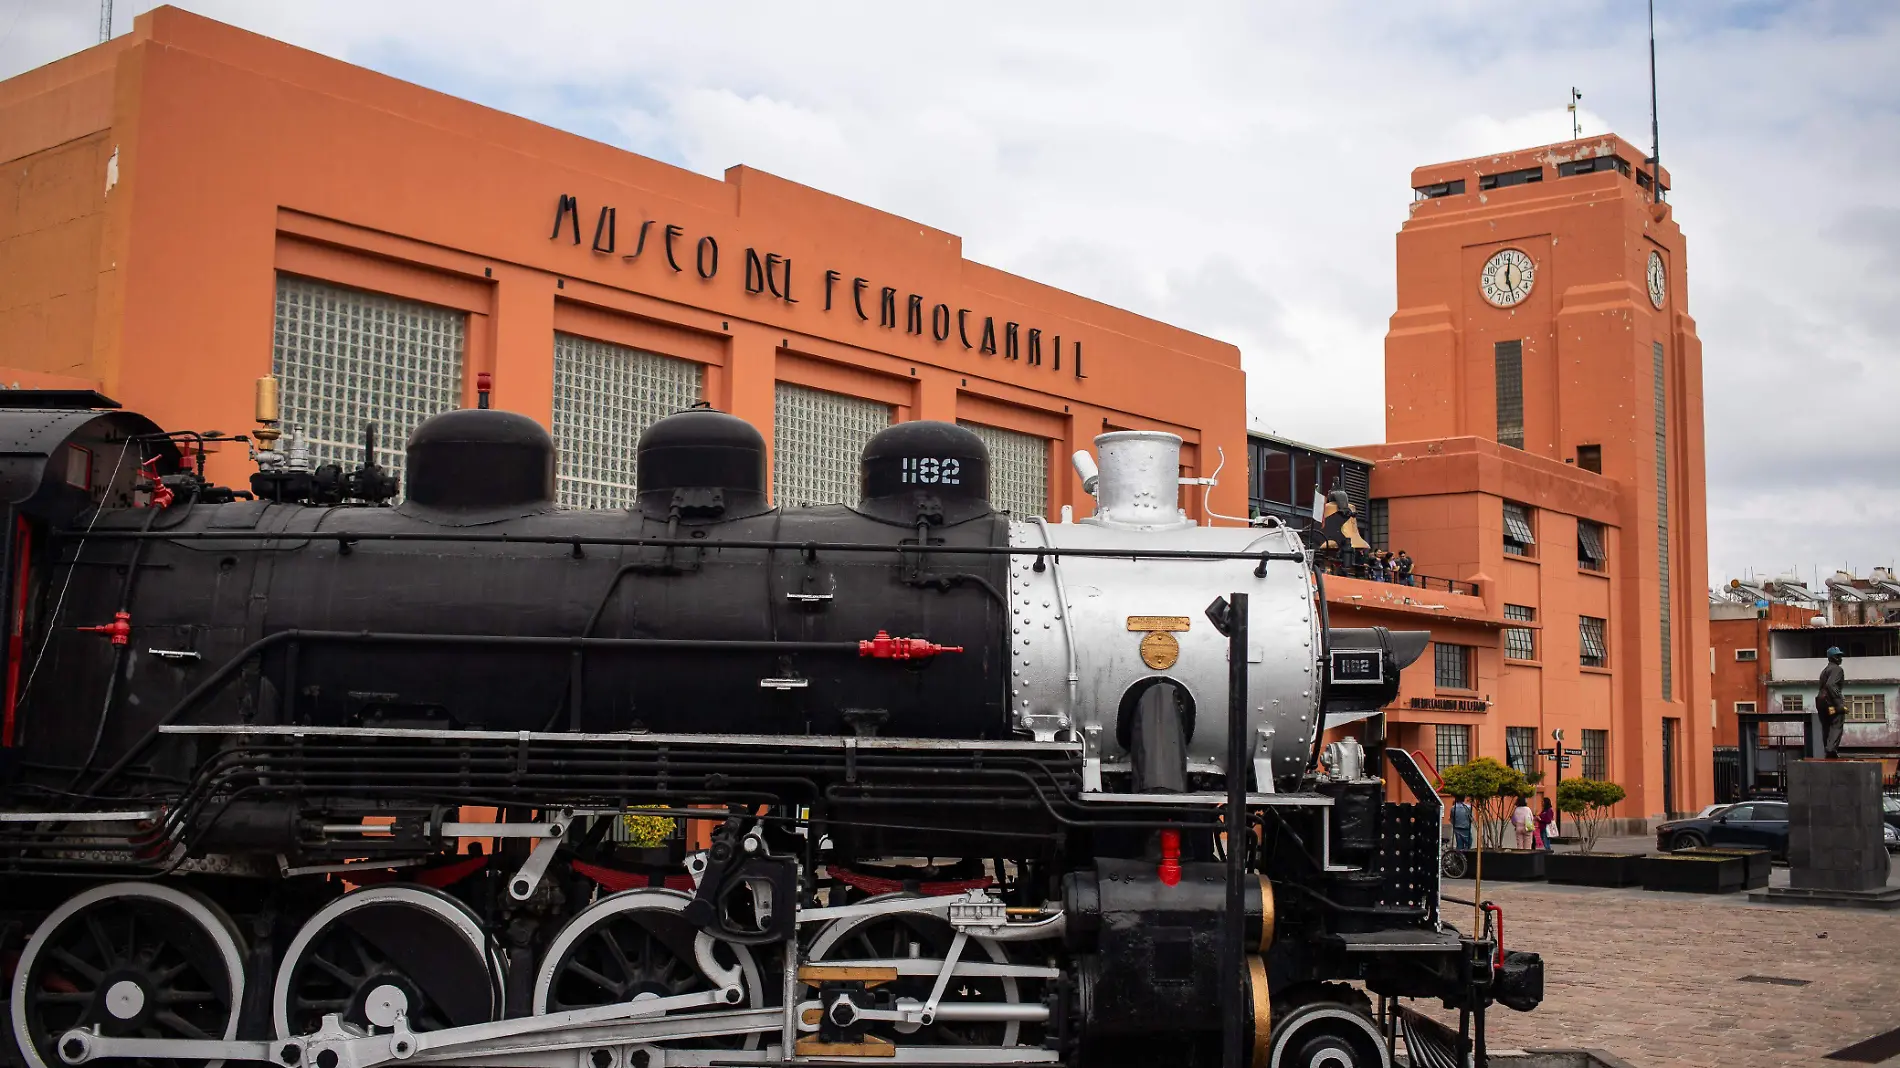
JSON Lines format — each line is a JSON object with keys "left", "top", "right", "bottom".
{"left": 900, "top": 456, "right": 961, "bottom": 485}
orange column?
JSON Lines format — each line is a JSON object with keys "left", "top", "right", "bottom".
{"left": 490, "top": 268, "right": 555, "bottom": 425}
{"left": 725, "top": 324, "right": 779, "bottom": 494}
{"left": 913, "top": 371, "right": 956, "bottom": 424}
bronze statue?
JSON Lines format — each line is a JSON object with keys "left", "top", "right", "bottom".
{"left": 1815, "top": 646, "right": 1846, "bottom": 759}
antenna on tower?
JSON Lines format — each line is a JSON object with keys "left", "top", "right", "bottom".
{"left": 98, "top": 0, "right": 114, "bottom": 43}
{"left": 1646, "top": 0, "right": 1662, "bottom": 204}
{"left": 1567, "top": 87, "right": 1582, "bottom": 139}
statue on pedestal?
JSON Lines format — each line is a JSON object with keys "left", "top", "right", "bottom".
{"left": 1815, "top": 646, "right": 1847, "bottom": 759}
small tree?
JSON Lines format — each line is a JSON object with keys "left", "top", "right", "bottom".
{"left": 1441, "top": 757, "right": 1533, "bottom": 850}
{"left": 1556, "top": 778, "right": 1627, "bottom": 854}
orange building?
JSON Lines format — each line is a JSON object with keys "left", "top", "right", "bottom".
{"left": 0, "top": 7, "right": 1246, "bottom": 521}
{"left": 1328, "top": 135, "right": 1711, "bottom": 822}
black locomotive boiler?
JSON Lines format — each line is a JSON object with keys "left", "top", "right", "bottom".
{"left": 0, "top": 389, "right": 1540, "bottom": 1068}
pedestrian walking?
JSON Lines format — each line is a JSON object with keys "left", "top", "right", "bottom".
{"left": 1511, "top": 796, "right": 1535, "bottom": 850}
{"left": 1450, "top": 795, "right": 1473, "bottom": 851}
{"left": 1536, "top": 796, "right": 1556, "bottom": 850}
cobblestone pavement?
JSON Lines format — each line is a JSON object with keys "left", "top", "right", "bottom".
{"left": 1438, "top": 863, "right": 1900, "bottom": 1068}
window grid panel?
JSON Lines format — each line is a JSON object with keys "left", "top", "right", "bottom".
{"left": 551, "top": 333, "right": 703, "bottom": 510}
{"left": 1846, "top": 694, "right": 1887, "bottom": 723}
{"left": 1655, "top": 340, "right": 1672, "bottom": 700}
{"left": 1495, "top": 340, "right": 1524, "bottom": 449}
{"left": 1781, "top": 693, "right": 1803, "bottom": 712}
{"left": 1434, "top": 643, "right": 1472, "bottom": 690}
{"left": 958, "top": 421, "right": 1049, "bottom": 518}
{"left": 1436, "top": 724, "right": 1471, "bottom": 771}
{"left": 1364, "top": 499, "right": 1389, "bottom": 550}
{"left": 773, "top": 383, "right": 892, "bottom": 506}
{"left": 1504, "top": 604, "right": 1535, "bottom": 622}
{"left": 1505, "top": 627, "right": 1536, "bottom": 661}
{"left": 1506, "top": 726, "right": 1536, "bottom": 775}
{"left": 1581, "top": 729, "right": 1608, "bottom": 780}
{"left": 272, "top": 275, "right": 466, "bottom": 487}
{"left": 1577, "top": 520, "right": 1607, "bottom": 570}
{"left": 1579, "top": 616, "right": 1608, "bottom": 667}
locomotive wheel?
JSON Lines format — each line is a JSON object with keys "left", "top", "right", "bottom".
{"left": 273, "top": 885, "right": 501, "bottom": 1039}
{"left": 804, "top": 893, "right": 1022, "bottom": 1048}
{"left": 1267, "top": 1000, "right": 1389, "bottom": 1068}
{"left": 533, "top": 889, "right": 767, "bottom": 1050}
{"left": 9, "top": 881, "right": 245, "bottom": 1068}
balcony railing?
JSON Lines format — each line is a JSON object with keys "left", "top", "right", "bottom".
{"left": 1316, "top": 556, "right": 1479, "bottom": 598}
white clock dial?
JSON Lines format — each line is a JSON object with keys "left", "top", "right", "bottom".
{"left": 1480, "top": 248, "right": 1536, "bottom": 308}
{"left": 1647, "top": 250, "right": 1666, "bottom": 309}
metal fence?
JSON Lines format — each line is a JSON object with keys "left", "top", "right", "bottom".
{"left": 1316, "top": 557, "right": 1478, "bottom": 598}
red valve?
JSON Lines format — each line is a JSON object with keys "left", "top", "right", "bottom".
{"left": 78, "top": 610, "right": 132, "bottom": 647}
{"left": 476, "top": 372, "right": 494, "bottom": 410}
{"left": 140, "top": 456, "right": 173, "bottom": 509}
{"left": 1158, "top": 829, "right": 1182, "bottom": 887}
{"left": 857, "top": 630, "right": 964, "bottom": 661}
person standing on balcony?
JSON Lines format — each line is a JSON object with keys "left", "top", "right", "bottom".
{"left": 1395, "top": 550, "right": 1414, "bottom": 587}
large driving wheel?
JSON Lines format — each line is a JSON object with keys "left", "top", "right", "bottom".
{"left": 10, "top": 882, "right": 245, "bottom": 1068}
{"left": 1268, "top": 1000, "right": 1389, "bottom": 1068}
{"left": 273, "top": 885, "right": 501, "bottom": 1039}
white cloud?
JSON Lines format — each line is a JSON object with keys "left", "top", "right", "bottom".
{"left": 3, "top": 1, "right": 1897, "bottom": 584}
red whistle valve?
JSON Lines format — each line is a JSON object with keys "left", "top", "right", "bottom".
{"left": 78, "top": 610, "right": 132, "bottom": 646}
{"left": 858, "top": 630, "right": 963, "bottom": 661}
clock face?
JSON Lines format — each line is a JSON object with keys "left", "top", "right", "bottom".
{"left": 1647, "top": 250, "right": 1666, "bottom": 309}
{"left": 1480, "top": 248, "right": 1536, "bottom": 308}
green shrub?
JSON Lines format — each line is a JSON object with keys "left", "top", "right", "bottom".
{"left": 1441, "top": 757, "right": 1539, "bottom": 849}
{"left": 1555, "top": 778, "right": 1626, "bottom": 854}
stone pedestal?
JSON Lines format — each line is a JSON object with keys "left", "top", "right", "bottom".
{"left": 1753, "top": 759, "right": 1900, "bottom": 909}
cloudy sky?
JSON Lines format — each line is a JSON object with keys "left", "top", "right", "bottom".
{"left": 3, "top": 1, "right": 1895, "bottom": 587}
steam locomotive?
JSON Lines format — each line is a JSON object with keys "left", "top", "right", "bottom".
{"left": 0, "top": 388, "right": 1540, "bottom": 1068}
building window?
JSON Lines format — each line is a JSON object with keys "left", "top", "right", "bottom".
{"left": 1557, "top": 155, "right": 1631, "bottom": 178}
{"left": 1579, "top": 616, "right": 1608, "bottom": 668}
{"left": 271, "top": 275, "right": 465, "bottom": 486}
{"left": 773, "top": 383, "right": 891, "bottom": 506}
{"left": 1577, "top": 520, "right": 1607, "bottom": 571}
{"left": 1504, "top": 604, "right": 1536, "bottom": 661}
{"left": 1735, "top": 648, "right": 1758, "bottom": 662}
{"left": 1506, "top": 726, "right": 1536, "bottom": 776}
{"left": 1479, "top": 167, "right": 1543, "bottom": 190}
{"left": 550, "top": 333, "right": 702, "bottom": 510}
{"left": 1414, "top": 179, "right": 1466, "bottom": 199}
{"left": 1253, "top": 443, "right": 1291, "bottom": 506}
{"left": 1780, "top": 693, "right": 1803, "bottom": 712}
{"left": 1581, "top": 729, "right": 1608, "bottom": 780}
{"left": 1363, "top": 499, "right": 1389, "bottom": 550}
{"left": 1436, "top": 724, "right": 1471, "bottom": 770}
{"left": 1434, "top": 642, "right": 1473, "bottom": 690}
{"left": 1575, "top": 444, "right": 1602, "bottom": 473}
{"left": 1846, "top": 694, "right": 1887, "bottom": 723}
{"left": 1734, "top": 701, "right": 1757, "bottom": 714}
{"left": 1503, "top": 502, "right": 1535, "bottom": 556}
{"left": 1654, "top": 340, "right": 1672, "bottom": 701}
{"left": 958, "top": 422, "right": 1049, "bottom": 518}
{"left": 1495, "top": 340, "right": 1524, "bottom": 450}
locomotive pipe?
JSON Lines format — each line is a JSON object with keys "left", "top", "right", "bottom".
{"left": 1221, "top": 591, "right": 1250, "bottom": 1068}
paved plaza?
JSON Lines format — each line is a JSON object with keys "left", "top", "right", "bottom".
{"left": 1438, "top": 843, "right": 1900, "bottom": 1067}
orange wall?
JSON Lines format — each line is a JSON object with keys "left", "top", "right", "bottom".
{"left": 1375, "top": 136, "right": 1711, "bottom": 818}
{"left": 0, "top": 7, "right": 1246, "bottom": 519}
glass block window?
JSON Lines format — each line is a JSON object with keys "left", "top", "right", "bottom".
{"left": 1503, "top": 502, "right": 1535, "bottom": 556}
{"left": 1434, "top": 642, "right": 1472, "bottom": 690}
{"left": 1581, "top": 729, "right": 1608, "bottom": 781}
{"left": 272, "top": 275, "right": 465, "bottom": 483}
{"left": 959, "top": 421, "right": 1049, "bottom": 518}
{"left": 773, "top": 383, "right": 891, "bottom": 506}
{"left": 1495, "top": 339, "right": 1524, "bottom": 449}
{"left": 1363, "top": 499, "right": 1389, "bottom": 550}
{"left": 1436, "top": 724, "right": 1471, "bottom": 771}
{"left": 551, "top": 333, "right": 702, "bottom": 510}
{"left": 1846, "top": 693, "right": 1887, "bottom": 723}
{"left": 1506, "top": 726, "right": 1536, "bottom": 775}
{"left": 1577, "top": 520, "right": 1607, "bottom": 571}
{"left": 1655, "top": 341, "right": 1672, "bottom": 700}
{"left": 1504, "top": 604, "right": 1536, "bottom": 661}
{"left": 1579, "top": 616, "right": 1608, "bottom": 668}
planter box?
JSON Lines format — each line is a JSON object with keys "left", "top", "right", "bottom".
{"left": 1679, "top": 847, "right": 1772, "bottom": 889}
{"left": 1640, "top": 854, "right": 1745, "bottom": 894}
{"left": 1449, "top": 848, "right": 1546, "bottom": 881}
{"left": 1546, "top": 851, "right": 1643, "bottom": 887}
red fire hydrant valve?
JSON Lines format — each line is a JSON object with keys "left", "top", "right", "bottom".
{"left": 78, "top": 610, "right": 132, "bottom": 647}
{"left": 858, "top": 630, "right": 963, "bottom": 661}
{"left": 1158, "top": 829, "right": 1182, "bottom": 887}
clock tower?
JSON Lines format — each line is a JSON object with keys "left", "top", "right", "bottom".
{"left": 1383, "top": 133, "right": 1708, "bottom": 818}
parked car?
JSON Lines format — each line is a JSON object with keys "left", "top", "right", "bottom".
{"left": 1660, "top": 800, "right": 1900, "bottom": 857}
{"left": 1657, "top": 801, "right": 1790, "bottom": 858}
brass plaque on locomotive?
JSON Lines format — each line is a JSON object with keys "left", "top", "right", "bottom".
{"left": 1126, "top": 615, "right": 1191, "bottom": 632}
